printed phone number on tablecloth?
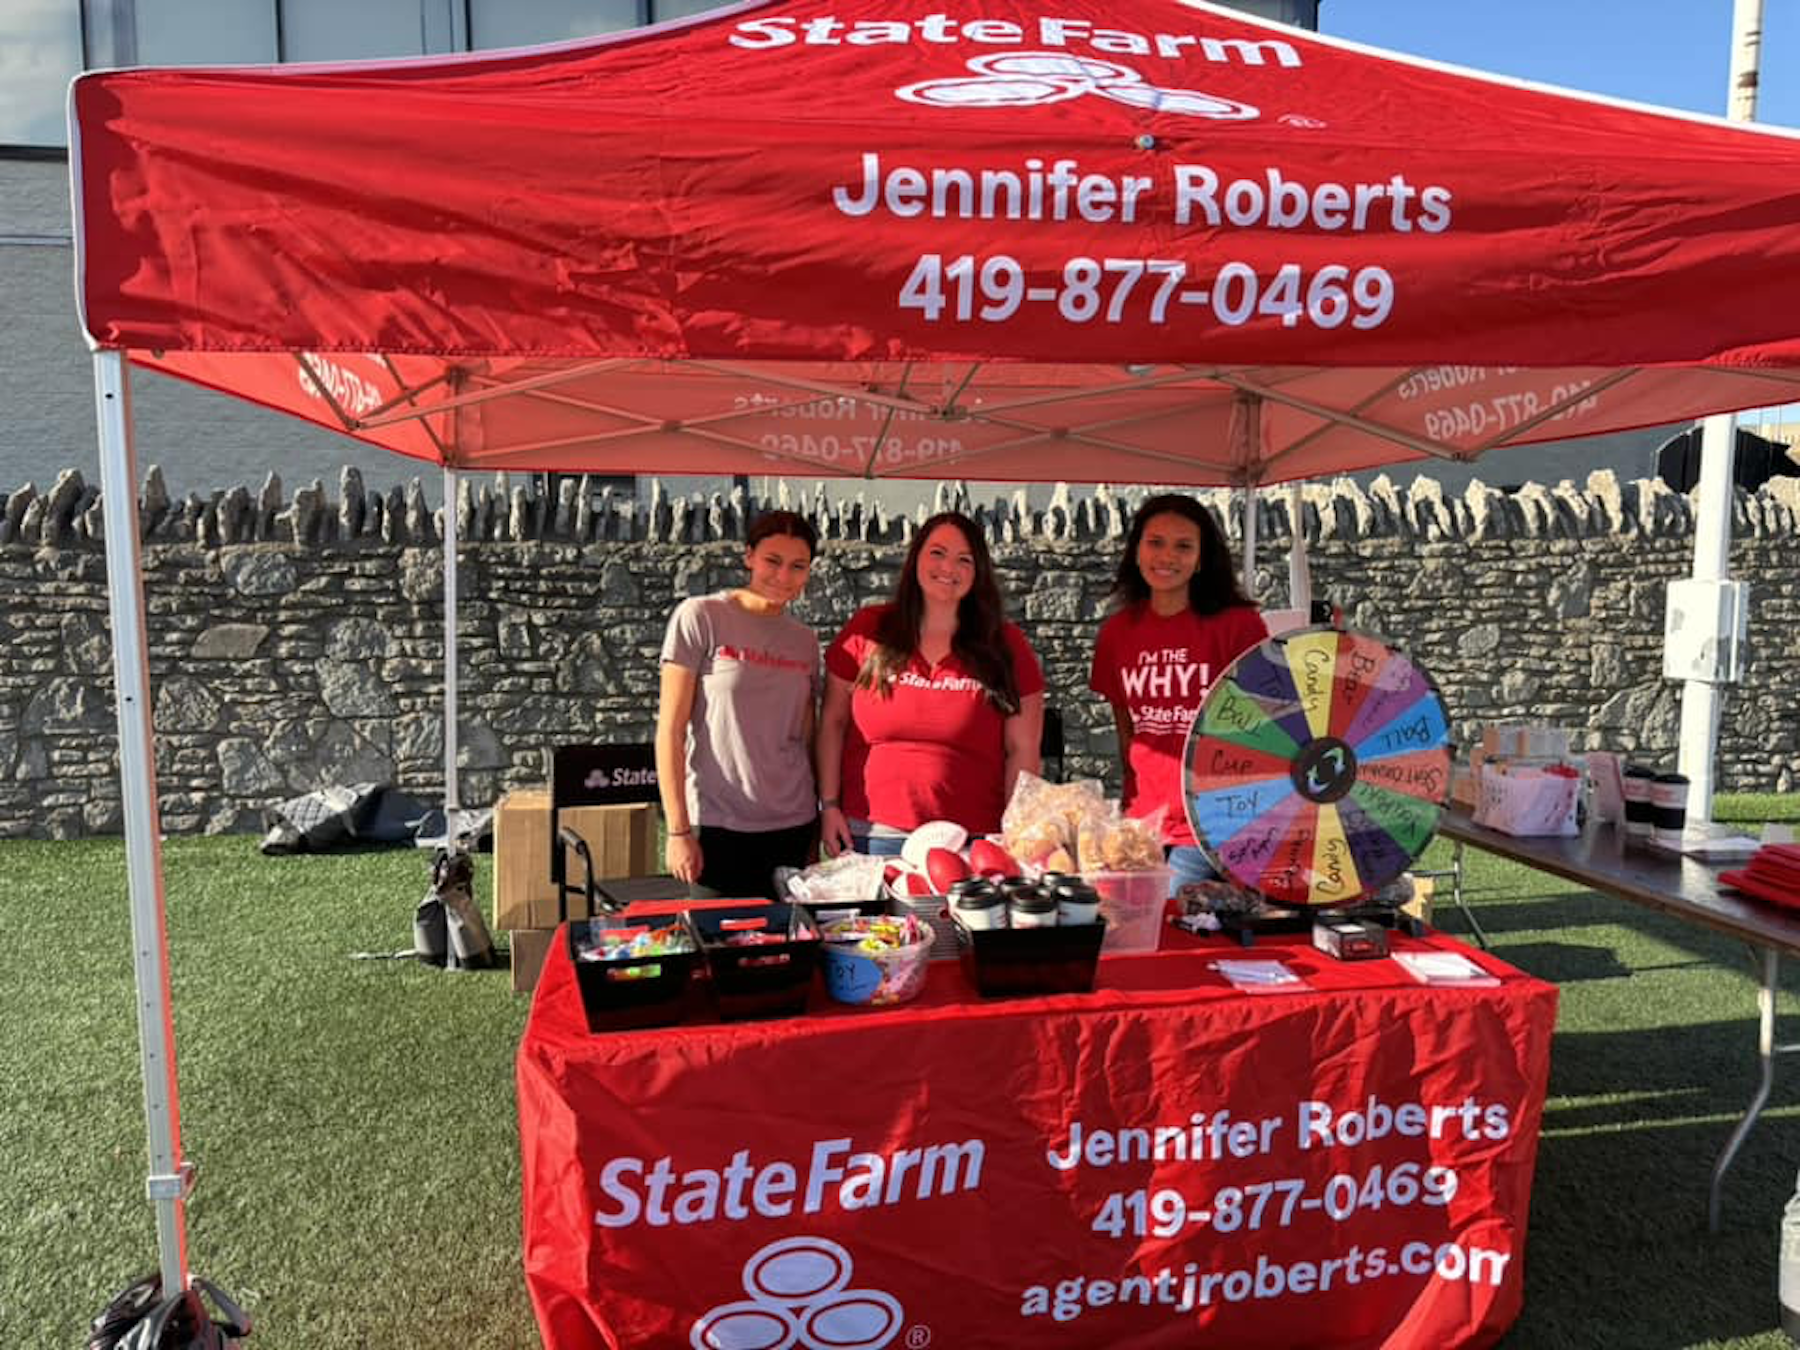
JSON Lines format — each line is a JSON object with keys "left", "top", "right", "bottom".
{"left": 1091, "top": 1161, "right": 1460, "bottom": 1240}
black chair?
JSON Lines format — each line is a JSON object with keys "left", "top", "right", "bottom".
{"left": 550, "top": 744, "right": 625, "bottom": 922}
{"left": 1040, "top": 707, "right": 1066, "bottom": 784}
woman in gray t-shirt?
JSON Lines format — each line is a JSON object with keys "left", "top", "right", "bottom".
{"left": 655, "top": 510, "right": 822, "bottom": 898}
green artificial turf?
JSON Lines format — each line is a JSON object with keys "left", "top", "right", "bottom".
{"left": 1, "top": 795, "right": 1797, "bottom": 1348}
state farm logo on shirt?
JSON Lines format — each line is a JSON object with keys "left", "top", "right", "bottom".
{"left": 690, "top": 1236, "right": 903, "bottom": 1350}
{"left": 718, "top": 644, "right": 813, "bottom": 675}
{"left": 891, "top": 668, "right": 985, "bottom": 694}
{"left": 1122, "top": 651, "right": 1215, "bottom": 733}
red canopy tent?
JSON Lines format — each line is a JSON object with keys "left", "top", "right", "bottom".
{"left": 68, "top": 0, "right": 1800, "bottom": 1314}
{"left": 73, "top": 0, "right": 1800, "bottom": 482}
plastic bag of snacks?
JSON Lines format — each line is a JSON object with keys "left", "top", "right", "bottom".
{"left": 783, "top": 852, "right": 886, "bottom": 905}
{"left": 1001, "top": 773, "right": 1109, "bottom": 875}
{"left": 1076, "top": 804, "right": 1167, "bottom": 873}
{"left": 819, "top": 913, "right": 933, "bottom": 1006}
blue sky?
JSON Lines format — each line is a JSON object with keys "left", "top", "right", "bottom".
{"left": 1318, "top": 1, "right": 1800, "bottom": 128}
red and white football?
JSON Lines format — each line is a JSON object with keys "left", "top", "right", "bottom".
{"left": 896, "top": 869, "right": 938, "bottom": 899}
{"left": 901, "top": 820, "right": 970, "bottom": 870}
{"left": 925, "top": 847, "right": 972, "bottom": 893}
{"left": 968, "top": 838, "right": 1020, "bottom": 879}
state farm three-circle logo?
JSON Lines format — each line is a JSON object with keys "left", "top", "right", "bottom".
{"left": 690, "top": 1236, "right": 904, "bottom": 1350}
{"left": 898, "top": 52, "right": 1259, "bottom": 119}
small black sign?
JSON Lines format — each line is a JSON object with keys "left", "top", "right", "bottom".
{"left": 552, "top": 743, "right": 660, "bottom": 805}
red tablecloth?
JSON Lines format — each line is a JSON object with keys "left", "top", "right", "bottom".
{"left": 518, "top": 925, "right": 1556, "bottom": 1350}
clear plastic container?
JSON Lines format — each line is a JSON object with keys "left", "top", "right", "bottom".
{"left": 1084, "top": 868, "right": 1172, "bottom": 955}
{"left": 820, "top": 915, "right": 934, "bottom": 1006}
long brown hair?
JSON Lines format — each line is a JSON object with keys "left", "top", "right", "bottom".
{"left": 1107, "top": 493, "right": 1253, "bottom": 615}
{"left": 855, "top": 511, "right": 1020, "bottom": 713}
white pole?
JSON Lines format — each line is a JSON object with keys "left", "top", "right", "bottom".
{"left": 1286, "top": 482, "right": 1312, "bottom": 616}
{"left": 443, "top": 465, "right": 460, "bottom": 823}
{"left": 94, "top": 350, "right": 190, "bottom": 1296}
{"left": 1678, "top": 0, "right": 1762, "bottom": 826}
{"left": 1680, "top": 418, "right": 1732, "bottom": 826}
{"left": 1240, "top": 485, "right": 1258, "bottom": 598}
{"left": 1236, "top": 393, "right": 1261, "bottom": 598}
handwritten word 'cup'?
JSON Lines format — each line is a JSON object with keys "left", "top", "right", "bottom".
{"left": 898, "top": 51, "right": 1261, "bottom": 119}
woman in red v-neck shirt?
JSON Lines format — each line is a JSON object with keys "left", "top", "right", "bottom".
{"left": 1089, "top": 494, "right": 1267, "bottom": 892}
{"left": 816, "top": 512, "right": 1044, "bottom": 856}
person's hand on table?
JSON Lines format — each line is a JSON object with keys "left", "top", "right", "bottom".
{"left": 666, "top": 832, "right": 703, "bottom": 884}
{"left": 819, "top": 805, "right": 854, "bottom": 857}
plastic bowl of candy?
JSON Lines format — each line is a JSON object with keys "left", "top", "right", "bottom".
{"left": 819, "top": 913, "right": 934, "bottom": 1007}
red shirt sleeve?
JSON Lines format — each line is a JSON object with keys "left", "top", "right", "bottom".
{"left": 1088, "top": 610, "right": 1124, "bottom": 705}
{"left": 825, "top": 605, "right": 884, "bottom": 683}
{"left": 1005, "top": 623, "right": 1044, "bottom": 700}
{"left": 1220, "top": 605, "right": 1270, "bottom": 670}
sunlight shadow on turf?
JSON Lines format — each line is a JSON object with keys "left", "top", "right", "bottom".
{"left": 1540, "top": 1019, "right": 1782, "bottom": 1114}
{"left": 1504, "top": 1112, "right": 1800, "bottom": 1349}
{"left": 1486, "top": 940, "right": 1638, "bottom": 983}
{"left": 1466, "top": 890, "right": 1789, "bottom": 983}
{"left": 1460, "top": 889, "right": 1667, "bottom": 934}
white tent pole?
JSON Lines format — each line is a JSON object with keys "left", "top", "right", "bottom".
{"left": 1240, "top": 485, "right": 1258, "bottom": 598}
{"left": 443, "top": 465, "right": 460, "bottom": 821}
{"left": 1679, "top": 0, "right": 1762, "bottom": 826}
{"left": 1236, "top": 394, "right": 1262, "bottom": 598}
{"left": 1287, "top": 482, "right": 1312, "bottom": 616}
{"left": 1680, "top": 417, "right": 1732, "bottom": 825}
{"left": 94, "top": 350, "right": 190, "bottom": 1296}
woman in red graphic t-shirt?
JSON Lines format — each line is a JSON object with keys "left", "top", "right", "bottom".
{"left": 1089, "top": 494, "right": 1267, "bottom": 893}
{"left": 816, "top": 511, "right": 1044, "bottom": 856}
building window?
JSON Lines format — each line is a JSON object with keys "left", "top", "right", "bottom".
{"left": 647, "top": 0, "right": 735, "bottom": 23}
{"left": 134, "top": 0, "right": 278, "bottom": 66}
{"left": 468, "top": 0, "right": 643, "bottom": 50}
{"left": 283, "top": 0, "right": 436, "bottom": 62}
{"left": 0, "top": 0, "right": 82, "bottom": 147}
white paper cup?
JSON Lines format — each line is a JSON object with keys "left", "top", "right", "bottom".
{"left": 1622, "top": 767, "right": 1656, "bottom": 836}
{"left": 1651, "top": 773, "right": 1689, "bottom": 847}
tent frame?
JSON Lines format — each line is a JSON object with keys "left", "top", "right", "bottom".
{"left": 95, "top": 351, "right": 192, "bottom": 1295}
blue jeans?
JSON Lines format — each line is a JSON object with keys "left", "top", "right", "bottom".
{"left": 1166, "top": 845, "right": 1218, "bottom": 897}
{"left": 852, "top": 831, "right": 907, "bottom": 858}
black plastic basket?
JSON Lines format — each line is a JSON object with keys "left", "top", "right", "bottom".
{"left": 687, "top": 902, "right": 821, "bottom": 1020}
{"left": 956, "top": 917, "right": 1107, "bottom": 998}
{"left": 792, "top": 894, "right": 889, "bottom": 929}
{"left": 567, "top": 917, "right": 702, "bottom": 1032}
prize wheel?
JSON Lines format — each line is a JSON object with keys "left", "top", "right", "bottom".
{"left": 1183, "top": 626, "right": 1453, "bottom": 907}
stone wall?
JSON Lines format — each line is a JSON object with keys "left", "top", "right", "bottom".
{"left": 1, "top": 467, "right": 1797, "bottom": 839}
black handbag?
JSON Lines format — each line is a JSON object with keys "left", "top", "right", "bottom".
{"left": 89, "top": 1275, "right": 250, "bottom": 1350}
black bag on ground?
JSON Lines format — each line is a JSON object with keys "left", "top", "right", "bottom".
{"left": 88, "top": 1275, "right": 250, "bottom": 1350}
{"left": 414, "top": 849, "right": 496, "bottom": 970}
{"left": 259, "top": 782, "right": 381, "bottom": 855}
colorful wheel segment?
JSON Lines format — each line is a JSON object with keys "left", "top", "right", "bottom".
{"left": 1184, "top": 626, "right": 1453, "bottom": 907}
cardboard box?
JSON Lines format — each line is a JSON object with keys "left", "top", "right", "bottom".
{"left": 508, "top": 927, "right": 557, "bottom": 995}
{"left": 491, "top": 788, "right": 660, "bottom": 930}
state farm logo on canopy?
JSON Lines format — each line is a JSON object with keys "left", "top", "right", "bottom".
{"left": 691, "top": 1236, "right": 903, "bottom": 1350}
{"left": 900, "top": 52, "right": 1258, "bottom": 118}
{"left": 728, "top": 12, "right": 1298, "bottom": 117}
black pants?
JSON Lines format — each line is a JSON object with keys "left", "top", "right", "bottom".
{"left": 696, "top": 819, "right": 818, "bottom": 900}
